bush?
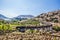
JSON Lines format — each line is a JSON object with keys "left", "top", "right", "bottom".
{"left": 53, "top": 26, "right": 60, "bottom": 31}
{"left": 0, "top": 26, "right": 2, "bottom": 30}
{"left": 53, "top": 19, "right": 58, "bottom": 23}
{"left": 0, "top": 24, "right": 13, "bottom": 31}
{"left": 2, "top": 25, "right": 8, "bottom": 30}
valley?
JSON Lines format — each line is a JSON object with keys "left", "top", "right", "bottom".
{"left": 0, "top": 10, "right": 60, "bottom": 40}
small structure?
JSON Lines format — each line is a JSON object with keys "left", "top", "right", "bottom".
{"left": 16, "top": 24, "right": 53, "bottom": 32}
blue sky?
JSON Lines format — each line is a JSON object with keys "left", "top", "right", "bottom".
{"left": 0, "top": 0, "right": 60, "bottom": 18}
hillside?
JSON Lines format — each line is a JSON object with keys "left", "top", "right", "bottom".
{"left": 37, "top": 10, "right": 60, "bottom": 23}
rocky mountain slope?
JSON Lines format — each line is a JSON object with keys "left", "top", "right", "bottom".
{"left": 37, "top": 10, "right": 60, "bottom": 23}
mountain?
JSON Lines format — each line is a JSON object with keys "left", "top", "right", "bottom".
{"left": 0, "top": 14, "right": 12, "bottom": 21}
{"left": 17, "top": 15, "right": 34, "bottom": 18}
{"left": 0, "top": 14, "right": 34, "bottom": 21}
{"left": 37, "top": 10, "right": 60, "bottom": 23}
{"left": 13, "top": 15, "right": 34, "bottom": 20}
{"left": 0, "top": 14, "right": 7, "bottom": 19}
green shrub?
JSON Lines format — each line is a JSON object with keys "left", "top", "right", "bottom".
{"left": 0, "top": 24, "right": 13, "bottom": 31}
{"left": 0, "top": 25, "right": 2, "bottom": 30}
{"left": 53, "top": 19, "right": 58, "bottom": 23}
{"left": 2, "top": 25, "right": 8, "bottom": 31}
{"left": 53, "top": 26, "right": 60, "bottom": 31}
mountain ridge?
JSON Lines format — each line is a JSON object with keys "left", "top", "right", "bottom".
{"left": 37, "top": 10, "right": 60, "bottom": 23}
{"left": 0, "top": 14, "right": 7, "bottom": 19}
{"left": 0, "top": 14, "right": 34, "bottom": 20}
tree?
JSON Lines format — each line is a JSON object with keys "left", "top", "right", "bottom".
{"left": 53, "top": 19, "right": 58, "bottom": 23}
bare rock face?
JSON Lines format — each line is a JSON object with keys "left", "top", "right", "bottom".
{"left": 37, "top": 10, "right": 60, "bottom": 23}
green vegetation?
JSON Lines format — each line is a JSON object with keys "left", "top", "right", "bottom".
{"left": 53, "top": 26, "right": 60, "bottom": 31}
{"left": 52, "top": 19, "right": 58, "bottom": 23}
{"left": 0, "top": 19, "right": 40, "bottom": 34}
{"left": 21, "top": 19, "right": 40, "bottom": 26}
{"left": 0, "top": 24, "right": 13, "bottom": 31}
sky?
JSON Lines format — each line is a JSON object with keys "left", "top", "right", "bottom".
{"left": 0, "top": 0, "right": 60, "bottom": 18}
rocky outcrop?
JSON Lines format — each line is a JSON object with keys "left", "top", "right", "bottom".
{"left": 0, "top": 33, "right": 60, "bottom": 40}
{"left": 37, "top": 10, "right": 60, "bottom": 23}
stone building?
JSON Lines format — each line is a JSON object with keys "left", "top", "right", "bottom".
{"left": 16, "top": 24, "right": 53, "bottom": 32}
